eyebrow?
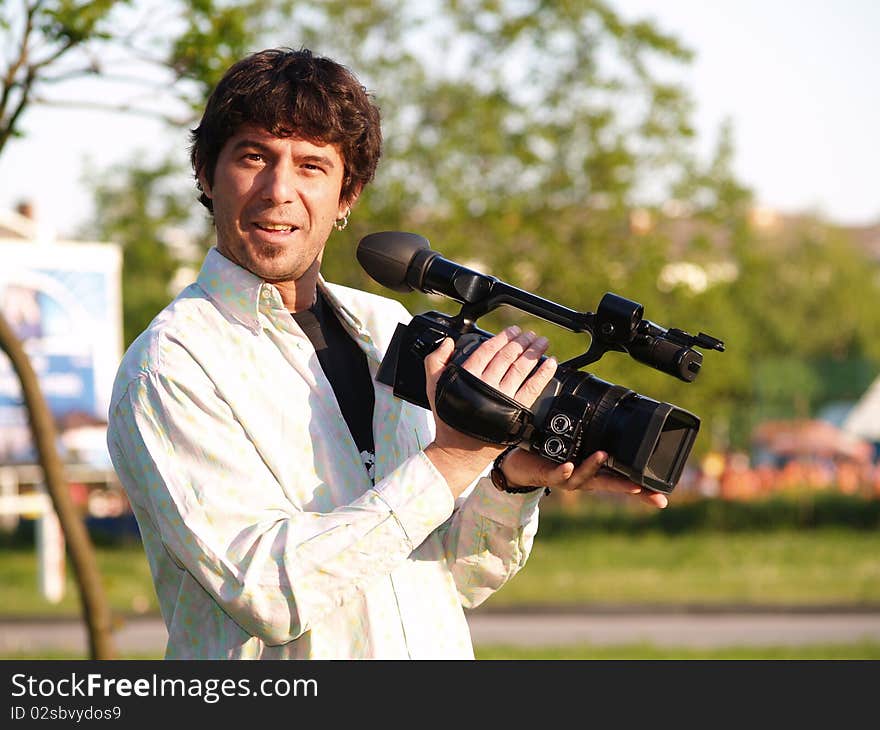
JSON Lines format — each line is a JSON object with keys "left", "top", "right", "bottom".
{"left": 298, "top": 154, "right": 336, "bottom": 169}
{"left": 231, "top": 139, "right": 336, "bottom": 168}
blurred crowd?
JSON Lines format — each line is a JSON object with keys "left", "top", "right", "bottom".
{"left": 684, "top": 449, "right": 880, "bottom": 500}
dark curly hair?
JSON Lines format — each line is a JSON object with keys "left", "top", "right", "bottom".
{"left": 190, "top": 48, "right": 382, "bottom": 213}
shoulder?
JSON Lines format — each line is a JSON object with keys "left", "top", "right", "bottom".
{"left": 323, "top": 282, "right": 413, "bottom": 346}
{"left": 324, "top": 282, "right": 411, "bottom": 320}
{"left": 109, "top": 283, "right": 220, "bottom": 409}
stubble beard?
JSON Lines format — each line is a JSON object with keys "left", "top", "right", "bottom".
{"left": 243, "top": 243, "right": 311, "bottom": 283}
{"left": 215, "top": 216, "right": 304, "bottom": 282}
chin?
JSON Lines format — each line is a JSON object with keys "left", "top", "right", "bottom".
{"left": 257, "top": 258, "right": 310, "bottom": 283}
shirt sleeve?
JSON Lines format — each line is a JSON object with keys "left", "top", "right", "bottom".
{"left": 370, "top": 298, "right": 545, "bottom": 610}
{"left": 108, "top": 360, "right": 455, "bottom": 647}
{"left": 432, "top": 458, "right": 544, "bottom": 609}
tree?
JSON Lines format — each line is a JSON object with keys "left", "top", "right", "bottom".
{"left": 86, "top": 156, "right": 210, "bottom": 345}
{"left": 69, "top": 0, "right": 704, "bottom": 351}
{"left": 0, "top": 0, "right": 292, "bottom": 658}
{"left": 77, "top": 0, "right": 744, "bottom": 458}
{"left": 64, "top": 1, "right": 880, "bottom": 471}
{"left": 0, "top": 0, "right": 298, "bottom": 153}
{"left": 64, "top": 1, "right": 879, "bottom": 467}
{"left": 0, "top": 315, "right": 116, "bottom": 658}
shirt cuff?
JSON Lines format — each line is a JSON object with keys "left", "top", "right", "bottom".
{"left": 372, "top": 451, "right": 455, "bottom": 549}
{"left": 466, "top": 475, "right": 544, "bottom": 528}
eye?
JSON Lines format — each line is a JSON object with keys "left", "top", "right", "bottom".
{"left": 244, "top": 153, "right": 264, "bottom": 163}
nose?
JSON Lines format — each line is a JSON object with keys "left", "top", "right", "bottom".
{"left": 259, "top": 157, "right": 297, "bottom": 205}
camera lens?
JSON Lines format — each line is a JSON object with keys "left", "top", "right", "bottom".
{"left": 531, "top": 371, "right": 700, "bottom": 493}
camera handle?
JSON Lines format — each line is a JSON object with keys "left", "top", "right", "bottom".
{"left": 355, "top": 232, "right": 723, "bottom": 383}
{"left": 447, "top": 271, "right": 722, "bottom": 383}
{"left": 449, "top": 275, "right": 617, "bottom": 370}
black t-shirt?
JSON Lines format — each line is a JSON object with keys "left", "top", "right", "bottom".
{"left": 291, "top": 291, "right": 376, "bottom": 480}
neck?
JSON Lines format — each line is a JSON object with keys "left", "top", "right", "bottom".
{"left": 273, "top": 256, "right": 322, "bottom": 312}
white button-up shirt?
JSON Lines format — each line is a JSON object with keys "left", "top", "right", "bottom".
{"left": 107, "top": 248, "right": 544, "bottom": 659}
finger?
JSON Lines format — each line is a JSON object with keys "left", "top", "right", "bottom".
{"left": 569, "top": 469, "right": 669, "bottom": 509}
{"left": 639, "top": 490, "right": 669, "bottom": 509}
{"left": 511, "top": 352, "right": 557, "bottom": 407}
{"left": 480, "top": 330, "right": 540, "bottom": 388}
{"left": 497, "top": 335, "right": 549, "bottom": 395}
{"left": 461, "top": 326, "right": 522, "bottom": 373}
{"left": 562, "top": 451, "right": 611, "bottom": 487}
{"left": 562, "top": 452, "right": 648, "bottom": 494}
{"left": 583, "top": 474, "right": 645, "bottom": 495}
{"left": 423, "top": 337, "right": 455, "bottom": 409}
{"left": 504, "top": 448, "right": 576, "bottom": 488}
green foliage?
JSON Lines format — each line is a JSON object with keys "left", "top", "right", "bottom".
{"left": 498, "top": 526, "right": 880, "bottom": 607}
{"left": 36, "top": 0, "right": 125, "bottom": 44}
{"left": 83, "top": 156, "right": 211, "bottom": 346}
{"left": 538, "top": 492, "right": 880, "bottom": 535}
{"left": 2, "top": 519, "right": 879, "bottom": 618}
{"left": 0, "top": 0, "right": 127, "bottom": 152}
{"left": 3, "top": 0, "right": 870, "bottom": 448}
{"left": 168, "top": 0, "right": 295, "bottom": 106}
{"left": 476, "top": 642, "right": 880, "bottom": 660}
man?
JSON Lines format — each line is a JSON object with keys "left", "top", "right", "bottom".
{"left": 107, "top": 48, "right": 665, "bottom": 659}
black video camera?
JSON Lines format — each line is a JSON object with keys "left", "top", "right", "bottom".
{"left": 357, "top": 231, "right": 725, "bottom": 494}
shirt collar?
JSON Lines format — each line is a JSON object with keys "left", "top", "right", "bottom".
{"left": 196, "top": 247, "right": 370, "bottom": 340}
{"left": 197, "top": 248, "right": 265, "bottom": 332}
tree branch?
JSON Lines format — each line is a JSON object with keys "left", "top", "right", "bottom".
{"left": 30, "top": 36, "right": 77, "bottom": 72}
{"left": 0, "top": 313, "right": 117, "bottom": 660}
{"left": 33, "top": 95, "right": 195, "bottom": 126}
{"left": 39, "top": 68, "right": 175, "bottom": 92}
{"left": 0, "top": 0, "right": 38, "bottom": 123}
{"left": 0, "top": 68, "right": 35, "bottom": 156}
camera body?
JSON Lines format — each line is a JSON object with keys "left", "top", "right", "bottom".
{"left": 378, "top": 310, "right": 699, "bottom": 494}
{"left": 359, "top": 231, "right": 724, "bottom": 495}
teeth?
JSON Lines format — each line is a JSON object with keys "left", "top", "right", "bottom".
{"left": 258, "top": 223, "right": 294, "bottom": 232}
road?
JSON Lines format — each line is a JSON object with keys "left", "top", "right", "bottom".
{"left": 3, "top": 607, "right": 880, "bottom": 656}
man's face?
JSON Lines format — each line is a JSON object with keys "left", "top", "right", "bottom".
{"left": 200, "top": 124, "right": 351, "bottom": 286}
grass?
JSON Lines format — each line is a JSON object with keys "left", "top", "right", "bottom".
{"left": 476, "top": 641, "right": 880, "bottom": 659}
{"left": 3, "top": 643, "right": 879, "bottom": 660}
{"left": 2, "top": 526, "right": 880, "bottom": 617}
{"left": 1, "top": 543, "right": 159, "bottom": 617}
{"left": 0, "top": 499, "right": 880, "bottom": 660}
{"left": 491, "top": 528, "right": 880, "bottom": 607}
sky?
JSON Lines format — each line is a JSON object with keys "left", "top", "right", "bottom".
{"left": 1, "top": 0, "right": 878, "bottom": 238}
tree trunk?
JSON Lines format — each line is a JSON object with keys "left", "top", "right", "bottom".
{"left": 0, "top": 313, "right": 117, "bottom": 659}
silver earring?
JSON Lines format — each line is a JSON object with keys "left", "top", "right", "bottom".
{"left": 334, "top": 210, "right": 350, "bottom": 231}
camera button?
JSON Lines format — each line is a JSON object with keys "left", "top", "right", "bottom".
{"left": 549, "top": 413, "right": 572, "bottom": 434}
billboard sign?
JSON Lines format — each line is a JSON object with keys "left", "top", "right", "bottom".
{"left": 0, "top": 239, "right": 122, "bottom": 465}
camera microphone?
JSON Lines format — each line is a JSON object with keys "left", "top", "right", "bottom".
{"left": 357, "top": 231, "right": 495, "bottom": 304}
{"left": 357, "top": 231, "right": 587, "bottom": 331}
{"left": 356, "top": 231, "right": 430, "bottom": 291}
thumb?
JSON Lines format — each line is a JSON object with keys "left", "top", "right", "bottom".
{"left": 505, "top": 448, "right": 575, "bottom": 488}
{"left": 424, "top": 337, "right": 455, "bottom": 412}
{"left": 424, "top": 337, "right": 455, "bottom": 385}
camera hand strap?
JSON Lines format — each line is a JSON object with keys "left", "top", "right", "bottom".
{"left": 434, "top": 364, "right": 533, "bottom": 445}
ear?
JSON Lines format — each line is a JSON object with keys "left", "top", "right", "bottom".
{"left": 197, "top": 168, "right": 213, "bottom": 199}
{"left": 338, "top": 185, "right": 361, "bottom": 218}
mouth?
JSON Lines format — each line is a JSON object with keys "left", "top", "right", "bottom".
{"left": 253, "top": 222, "right": 298, "bottom": 234}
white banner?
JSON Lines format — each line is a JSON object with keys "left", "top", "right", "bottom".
{"left": 0, "top": 238, "right": 122, "bottom": 466}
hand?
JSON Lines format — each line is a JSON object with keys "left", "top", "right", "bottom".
{"left": 502, "top": 448, "right": 669, "bottom": 509}
{"left": 422, "top": 326, "right": 558, "bottom": 497}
